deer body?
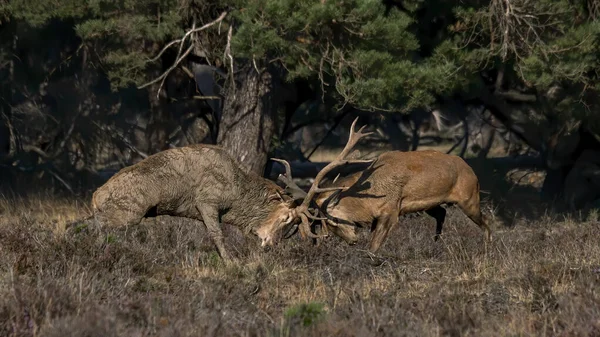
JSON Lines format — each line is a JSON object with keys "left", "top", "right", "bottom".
{"left": 87, "top": 117, "right": 376, "bottom": 262}
{"left": 91, "top": 144, "right": 295, "bottom": 261}
{"left": 314, "top": 150, "right": 492, "bottom": 253}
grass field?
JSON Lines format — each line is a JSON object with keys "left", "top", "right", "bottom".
{"left": 1, "top": 193, "right": 599, "bottom": 337}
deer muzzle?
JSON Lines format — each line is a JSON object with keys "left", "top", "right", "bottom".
{"left": 260, "top": 235, "right": 274, "bottom": 248}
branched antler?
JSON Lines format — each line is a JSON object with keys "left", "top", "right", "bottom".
{"left": 300, "top": 117, "right": 373, "bottom": 209}
{"left": 277, "top": 117, "right": 373, "bottom": 239}
{"left": 270, "top": 158, "right": 307, "bottom": 201}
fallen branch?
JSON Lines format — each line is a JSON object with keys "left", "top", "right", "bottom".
{"left": 193, "top": 95, "right": 222, "bottom": 100}
{"left": 53, "top": 112, "right": 81, "bottom": 158}
{"left": 22, "top": 145, "right": 50, "bottom": 159}
{"left": 48, "top": 168, "right": 75, "bottom": 195}
{"left": 495, "top": 89, "right": 537, "bottom": 103}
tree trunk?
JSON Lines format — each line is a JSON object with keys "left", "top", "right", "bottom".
{"left": 147, "top": 80, "right": 171, "bottom": 154}
{"left": 217, "top": 66, "right": 278, "bottom": 175}
{"left": 0, "top": 30, "right": 17, "bottom": 159}
{"left": 477, "top": 126, "right": 497, "bottom": 159}
{"left": 381, "top": 114, "right": 410, "bottom": 151}
{"left": 473, "top": 80, "right": 546, "bottom": 152}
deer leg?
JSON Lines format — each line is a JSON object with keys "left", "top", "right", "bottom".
{"left": 425, "top": 206, "right": 446, "bottom": 241}
{"left": 458, "top": 201, "right": 492, "bottom": 243}
{"left": 196, "top": 205, "right": 231, "bottom": 262}
{"left": 368, "top": 214, "right": 398, "bottom": 253}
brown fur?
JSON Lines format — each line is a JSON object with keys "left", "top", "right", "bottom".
{"left": 316, "top": 150, "right": 492, "bottom": 253}
{"left": 88, "top": 144, "right": 296, "bottom": 261}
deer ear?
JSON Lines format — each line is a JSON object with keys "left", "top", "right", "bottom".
{"left": 276, "top": 190, "right": 287, "bottom": 201}
{"left": 268, "top": 190, "right": 286, "bottom": 202}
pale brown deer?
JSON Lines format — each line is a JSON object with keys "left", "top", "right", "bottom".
{"left": 277, "top": 150, "right": 492, "bottom": 253}
{"left": 74, "top": 118, "right": 372, "bottom": 262}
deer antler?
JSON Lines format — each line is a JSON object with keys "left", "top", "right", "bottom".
{"left": 270, "top": 158, "right": 307, "bottom": 201}
{"left": 293, "top": 117, "right": 373, "bottom": 239}
{"left": 271, "top": 159, "right": 328, "bottom": 221}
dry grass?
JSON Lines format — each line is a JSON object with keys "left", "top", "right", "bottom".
{"left": 1, "top": 194, "right": 599, "bottom": 337}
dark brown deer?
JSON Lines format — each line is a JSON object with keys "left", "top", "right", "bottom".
{"left": 277, "top": 150, "right": 492, "bottom": 253}
{"left": 78, "top": 119, "right": 372, "bottom": 262}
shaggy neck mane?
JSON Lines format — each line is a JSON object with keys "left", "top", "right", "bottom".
{"left": 221, "top": 171, "right": 284, "bottom": 233}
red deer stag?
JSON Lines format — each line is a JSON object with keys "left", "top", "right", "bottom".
{"left": 76, "top": 119, "right": 372, "bottom": 262}
{"left": 277, "top": 150, "right": 492, "bottom": 253}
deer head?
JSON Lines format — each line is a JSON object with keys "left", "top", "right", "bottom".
{"left": 257, "top": 117, "right": 373, "bottom": 247}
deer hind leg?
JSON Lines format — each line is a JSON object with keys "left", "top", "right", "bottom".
{"left": 425, "top": 205, "right": 446, "bottom": 242}
{"left": 196, "top": 204, "right": 231, "bottom": 262}
{"left": 457, "top": 200, "right": 492, "bottom": 243}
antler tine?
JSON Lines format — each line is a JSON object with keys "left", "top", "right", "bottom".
{"left": 298, "top": 212, "right": 327, "bottom": 239}
{"left": 299, "top": 117, "right": 373, "bottom": 210}
{"left": 337, "top": 117, "right": 374, "bottom": 159}
{"left": 305, "top": 207, "right": 328, "bottom": 220}
{"left": 297, "top": 208, "right": 332, "bottom": 240}
{"left": 312, "top": 186, "right": 347, "bottom": 194}
{"left": 291, "top": 117, "right": 372, "bottom": 241}
{"left": 332, "top": 173, "right": 341, "bottom": 183}
{"left": 271, "top": 158, "right": 307, "bottom": 200}
{"left": 270, "top": 158, "right": 293, "bottom": 179}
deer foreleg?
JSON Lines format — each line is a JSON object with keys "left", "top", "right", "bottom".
{"left": 368, "top": 214, "right": 399, "bottom": 253}
{"left": 196, "top": 205, "right": 231, "bottom": 262}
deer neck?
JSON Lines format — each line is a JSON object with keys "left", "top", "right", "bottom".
{"left": 315, "top": 170, "right": 368, "bottom": 219}
{"left": 221, "top": 176, "right": 281, "bottom": 233}
{"left": 316, "top": 170, "right": 363, "bottom": 204}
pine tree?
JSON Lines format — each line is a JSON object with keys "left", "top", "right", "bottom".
{"left": 428, "top": 0, "right": 600, "bottom": 200}
{"left": 4, "top": 0, "right": 453, "bottom": 174}
{"left": 432, "top": 0, "right": 600, "bottom": 134}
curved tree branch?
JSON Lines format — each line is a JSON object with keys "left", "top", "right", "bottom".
{"left": 138, "top": 11, "right": 229, "bottom": 98}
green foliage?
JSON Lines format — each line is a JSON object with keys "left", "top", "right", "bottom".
{"left": 74, "top": 0, "right": 185, "bottom": 89}
{"left": 73, "top": 222, "right": 89, "bottom": 233}
{"left": 519, "top": 23, "right": 600, "bottom": 90}
{"left": 230, "top": 0, "right": 443, "bottom": 112}
{"left": 438, "top": 0, "right": 600, "bottom": 127}
{"left": 101, "top": 50, "right": 156, "bottom": 88}
{"left": 5, "top": 0, "right": 600, "bottom": 126}
{"left": 6, "top": 0, "right": 185, "bottom": 89}
{"left": 105, "top": 233, "right": 117, "bottom": 244}
{"left": 206, "top": 251, "right": 222, "bottom": 268}
{"left": 284, "top": 302, "right": 326, "bottom": 327}
{"left": 0, "top": 1, "right": 10, "bottom": 24}
{"left": 6, "top": 0, "right": 86, "bottom": 27}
